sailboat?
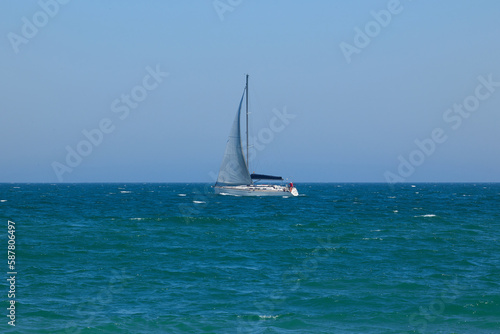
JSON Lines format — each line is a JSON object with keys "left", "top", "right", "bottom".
{"left": 214, "top": 75, "right": 299, "bottom": 197}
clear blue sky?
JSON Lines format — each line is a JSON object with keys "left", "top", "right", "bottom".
{"left": 1, "top": 0, "right": 499, "bottom": 183}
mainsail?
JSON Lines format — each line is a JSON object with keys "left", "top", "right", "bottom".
{"left": 215, "top": 90, "right": 253, "bottom": 186}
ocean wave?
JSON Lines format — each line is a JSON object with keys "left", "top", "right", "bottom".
{"left": 258, "top": 314, "right": 280, "bottom": 319}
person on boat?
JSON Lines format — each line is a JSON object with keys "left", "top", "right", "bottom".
{"left": 289, "top": 182, "right": 294, "bottom": 189}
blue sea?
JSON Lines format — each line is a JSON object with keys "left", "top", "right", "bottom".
{"left": 1, "top": 183, "right": 499, "bottom": 333}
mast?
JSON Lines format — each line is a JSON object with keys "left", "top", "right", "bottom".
{"left": 245, "top": 74, "right": 249, "bottom": 168}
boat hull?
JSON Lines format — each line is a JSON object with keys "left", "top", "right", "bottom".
{"left": 214, "top": 185, "right": 298, "bottom": 197}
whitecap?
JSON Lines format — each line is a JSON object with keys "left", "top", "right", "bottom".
{"left": 0, "top": 200, "right": 6, "bottom": 202}
{"left": 282, "top": 196, "right": 290, "bottom": 198}
{"left": 258, "top": 315, "right": 279, "bottom": 320}
{"left": 193, "top": 201, "right": 206, "bottom": 204}
{"left": 411, "top": 185, "right": 416, "bottom": 187}
{"left": 393, "top": 210, "right": 398, "bottom": 213}
{"left": 120, "top": 191, "right": 132, "bottom": 194}
{"left": 130, "top": 218, "right": 144, "bottom": 220}
{"left": 415, "top": 214, "right": 436, "bottom": 218}
{"left": 178, "top": 194, "right": 187, "bottom": 197}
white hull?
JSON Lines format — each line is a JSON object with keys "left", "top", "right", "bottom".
{"left": 214, "top": 185, "right": 298, "bottom": 197}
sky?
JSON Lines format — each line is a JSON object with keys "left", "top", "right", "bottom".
{"left": 1, "top": 0, "right": 499, "bottom": 183}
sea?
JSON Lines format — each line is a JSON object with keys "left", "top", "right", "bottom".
{"left": 0, "top": 183, "right": 499, "bottom": 333}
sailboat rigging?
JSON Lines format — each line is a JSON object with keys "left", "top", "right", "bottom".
{"left": 214, "top": 75, "right": 298, "bottom": 196}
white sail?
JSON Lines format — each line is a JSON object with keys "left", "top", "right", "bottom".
{"left": 215, "top": 90, "right": 253, "bottom": 186}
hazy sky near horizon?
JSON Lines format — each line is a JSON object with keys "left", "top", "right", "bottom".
{"left": 1, "top": 0, "right": 499, "bottom": 183}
